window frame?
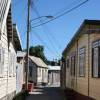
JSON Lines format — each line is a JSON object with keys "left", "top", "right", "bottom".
{"left": 92, "top": 40, "right": 100, "bottom": 78}
{"left": 79, "top": 47, "right": 86, "bottom": 77}
{"left": 29, "top": 66, "right": 32, "bottom": 77}
{"left": 66, "top": 58, "right": 69, "bottom": 68}
{"left": 9, "top": 51, "right": 13, "bottom": 77}
{"left": 0, "top": 44, "right": 5, "bottom": 78}
{"left": 70, "top": 53, "right": 76, "bottom": 76}
{"left": 13, "top": 54, "right": 16, "bottom": 77}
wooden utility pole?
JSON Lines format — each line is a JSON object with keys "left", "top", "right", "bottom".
{"left": 25, "top": 0, "right": 31, "bottom": 90}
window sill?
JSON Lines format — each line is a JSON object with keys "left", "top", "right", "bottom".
{"left": 0, "top": 75, "right": 4, "bottom": 78}
{"left": 92, "top": 76, "right": 100, "bottom": 78}
{"left": 79, "top": 75, "right": 85, "bottom": 77}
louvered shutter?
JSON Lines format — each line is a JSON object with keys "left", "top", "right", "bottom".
{"left": 92, "top": 47, "right": 99, "bottom": 77}
{"left": 79, "top": 48, "right": 85, "bottom": 77}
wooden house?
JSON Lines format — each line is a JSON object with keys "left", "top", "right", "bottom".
{"left": 0, "top": 1, "right": 22, "bottom": 100}
{"left": 48, "top": 65, "right": 61, "bottom": 86}
{"left": 13, "top": 24, "right": 24, "bottom": 94}
{"left": 16, "top": 51, "right": 26, "bottom": 93}
{"left": 61, "top": 20, "right": 100, "bottom": 100}
{"left": 29, "top": 56, "right": 48, "bottom": 86}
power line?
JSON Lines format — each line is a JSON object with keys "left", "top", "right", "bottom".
{"left": 30, "top": 0, "right": 62, "bottom": 59}
{"left": 41, "top": 26, "right": 62, "bottom": 49}
{"left": 13, "top": 3, "right": 27, "bottom": 21}
{"left": 30, "top": 30, "right": 58, "bottom": 56}
{"left": 54, "top": 0, "right": 83, "bottom": 16}
{"left": 33, "top": 8, "right": 61, "bottom": 55}
{"left": 32, "top": 0, "right": 90, "bottom": 28}
{"left": 32, "top": 8, "right": 62, "bottom": 49}
{"left": 30, "top": 0, "right": 39, "bottom": 9}
{"left": 12, "top": 0, "right": 28, "bottom": 49}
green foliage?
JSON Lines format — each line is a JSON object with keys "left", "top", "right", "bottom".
{"left": 13, "top": 90, "right": 29, "bottom": 100}
{"left": 29, "top": 45, "right": 47, "bottom": 63}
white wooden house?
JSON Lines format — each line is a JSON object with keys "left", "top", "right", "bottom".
{"left": 0, "top": 1, "right": 22, "bottom": 100}
{"left": 48, "top": 66, "right": 61, "bottom": 86}
{"left": 29, "top": 56, "right": 48, "bottom": 86}
{"left": 12, "top": 24, "right": 23, "bottom": 94}
{"left": 16, "top": 51, "right": 26, "bottom": 93}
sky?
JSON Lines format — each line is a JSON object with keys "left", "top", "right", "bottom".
{"left": 12, "top": 0, "right": 100, "bottom": 60}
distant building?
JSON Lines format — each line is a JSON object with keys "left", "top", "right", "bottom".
{"left": 16, "top": 51, "right": 26, "bottom": 93}
{"left": 29, "top": 56, "right": 48, "bottom": 86}
{"left": 61, "top": 20, "right": 100, "bottom": 100}
{"left": 48, "top": 66, "right": 61, "bottom": 86}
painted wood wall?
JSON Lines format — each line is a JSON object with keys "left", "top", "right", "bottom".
{"left": 29, "top": 59, "right": 48, "bottom": 85}
{"left": 64, "top": 24, "right": 100, "bottom": 100}
{"left": 0, "top": 1, "right": 16, "bottom": 99}
{"left": 0, "top": 25, "right": 16, "bottom": 99}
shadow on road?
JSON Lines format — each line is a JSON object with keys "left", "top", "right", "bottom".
{"left": 26, "top": 87, "right": 65, "bottom": 100}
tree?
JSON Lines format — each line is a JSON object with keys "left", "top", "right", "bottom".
{"left": 29, "top": 45, "right": 47, "bottom": 63}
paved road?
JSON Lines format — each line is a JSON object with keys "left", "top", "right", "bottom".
{"left": 26, "top": 87, "right": 65, "bottom": 100}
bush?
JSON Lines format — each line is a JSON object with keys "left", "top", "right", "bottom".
{"left": 13, "top": 90, "right": 29, "bottom": 100}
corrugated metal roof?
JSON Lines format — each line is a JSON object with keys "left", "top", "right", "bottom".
{"left": 48, "top": 65, "right": 61, "bottom": 70}
{"left": 17, "top": 51, "right": 26, "bottom": 57}
{"left": 29, "top": 56, "right": 48, "bottom": 68}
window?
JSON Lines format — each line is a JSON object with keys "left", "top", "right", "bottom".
{"left": 0, "top": 46, "right": 2, "bottom": 77}
{"left": 79, "top": 47, "right": 85, "bottom": 77}
{"left": 38, "top": 68, "right": 41, "bottom": 77}
{"left": 29, "top": 66, "right": 32, "bottom": 77}
{"left": 9, "top": 51, "right": 13, "bottom": 76}
{"left": 66, "top": 59, "right": 69, "bottom": 68}
{"left": 0, "top": 45, "right": 5, "bottom": 77}
{"left": 9, "top": 51, "right": 16, "bottom": 77}
{"left": 0, "top": 0, "right": 8, "bottom": 25}
{"left": 2, "top": 48, "right": 5, "bottom": 66}
{"left": 92, "top": 40, "right": 100, "bottom": 78}
{"left": 13, "top": 54, "right": 16, "bottom": 76}
{"left": 71, "top": 55, "right": 76, "bottom": 76}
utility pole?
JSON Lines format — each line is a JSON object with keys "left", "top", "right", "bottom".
{"left": 25, "top": 0, "right": 31, "bottom": 90}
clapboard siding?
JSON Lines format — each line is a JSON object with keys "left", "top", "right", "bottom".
{"left": 62, "top": 20, "right": 100, "bottom": 100}
{"left": 0, "top": 22, "right": 9, "bottom": 99}
{"left": 0, "top": 6, "right": 16, "bottom": 100}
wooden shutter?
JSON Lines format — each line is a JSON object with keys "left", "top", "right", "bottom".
{"left": 13, "top": 54, "right": 16, "bottom": 76}
{"left": 79, "top": 48, "right": 85, "bottom": 77}
{"left": 29, "top": 66, "right": 32, "bottom": 77}
{"left": 9, "top": 52, "right": 13, "bottom": 76}
{"left": 1, "top": 48, "right": 5, "bottom": 77}
{"left": 71, "top": 56, "right": 75, "bottom": 76}
{"left": 67, "top": 59, "right": 69, "bottom": 68}
{"left": 0, "top": 46, "right": 5, "bottom": 77}
{"left": 92, "top": 47, "right": 99, "bottom": 77}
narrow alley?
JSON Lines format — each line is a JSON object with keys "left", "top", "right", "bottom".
{"left": 1, "top": 0, "right": 100, "bottom": 100}
{"left": 26, "top": 87, "right": 65, "bottom": 100}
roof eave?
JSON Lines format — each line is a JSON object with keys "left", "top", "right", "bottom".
{"left": 62, "top": 19, "right": 100, "bottom": 55}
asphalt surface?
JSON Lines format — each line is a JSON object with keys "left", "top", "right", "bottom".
{"left": 26, "top": 87, "right": 65, "bottom": 100}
